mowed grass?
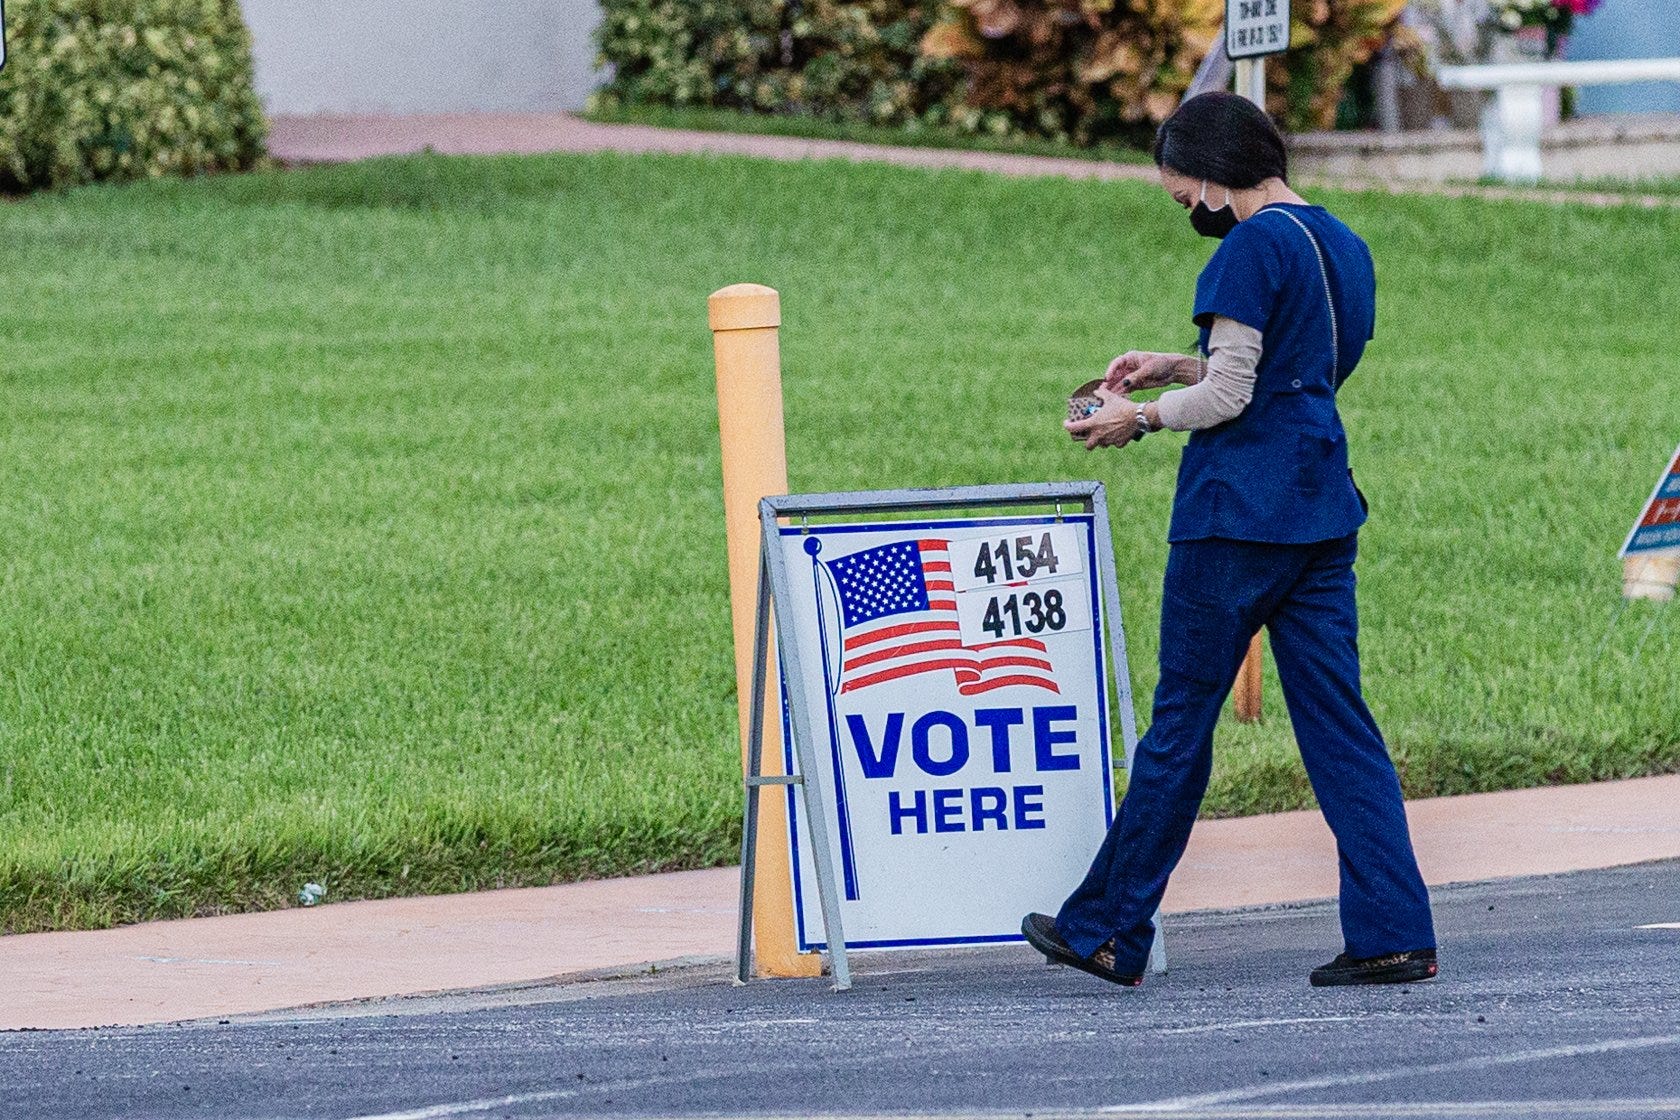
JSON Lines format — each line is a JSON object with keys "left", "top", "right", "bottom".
{"left": 0, "top": 153, "right": 1676, "bottom": 932}
{"left": 1547, "top": 176, "right": 1680, "bottom": 198}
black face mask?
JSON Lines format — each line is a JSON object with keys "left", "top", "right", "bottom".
{"left": 1190, "top": 182, "right": 1238, "bottom": 239}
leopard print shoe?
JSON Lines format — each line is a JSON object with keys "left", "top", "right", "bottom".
{"left": 1021, "top": 913, "right": 1144, "bottom": 988}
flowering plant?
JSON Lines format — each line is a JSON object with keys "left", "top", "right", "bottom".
{"left": 1489, "top": 0, "right": 1601, "bottom": 35}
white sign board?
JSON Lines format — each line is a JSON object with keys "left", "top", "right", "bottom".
{"left": 775, "top": 514, "right": 1116, "bottom": 951}
{"left": 1227, "top": 0, "right": 1291, "bottom": 60}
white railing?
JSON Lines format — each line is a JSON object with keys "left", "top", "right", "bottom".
{"left": 1437, "top": 57, "right": 1680, "bottom": 184}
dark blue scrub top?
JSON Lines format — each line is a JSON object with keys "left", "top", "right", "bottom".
{"left": 1168, "top": 203, "right": 1376, "bottom": 545}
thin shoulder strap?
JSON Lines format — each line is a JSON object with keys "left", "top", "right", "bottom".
{"left": 1267, "top": 208, "right": 1339, "bottom": 374}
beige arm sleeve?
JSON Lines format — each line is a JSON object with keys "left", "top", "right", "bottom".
{"left": 1153, "top": 317, "right": 1263, "bottom": 432}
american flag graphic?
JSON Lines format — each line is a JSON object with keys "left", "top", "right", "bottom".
{"left": 826, "top": 538, "right": 1059, "bottom": 697}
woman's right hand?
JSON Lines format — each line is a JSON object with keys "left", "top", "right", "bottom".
{"left": 1104, "top": 351, "right": 1192, "bottom": 394}
{"left": 1065, "top": 386, "right": 1141, "bottom": 450}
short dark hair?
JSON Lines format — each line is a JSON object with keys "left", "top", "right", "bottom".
{"left": 1152, "top": 92, "right": 1288, "bottom": 188}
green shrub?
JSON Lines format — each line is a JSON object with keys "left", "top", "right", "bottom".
{"left": 783, "top": 0, "right": 958, "bottom": 123}
{"left": 593, "top": 0, "right": 779, "bottom": 109}
{"left": 0, "top": 0, "right": 267, "bottom": 192}
{"left": 594, "top": 0, "right": 955, "bottom": 125}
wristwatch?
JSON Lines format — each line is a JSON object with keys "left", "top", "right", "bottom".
{"left": 1133, "top": 404, "right": 1153, "bottom": 439}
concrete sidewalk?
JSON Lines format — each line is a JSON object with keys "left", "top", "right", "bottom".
{"left": 4, "top": 773, "right": 1677, "bottom": 1032}
{"left": 266, "top": 111, "right": 1163, "bottom": 184}
{"left": 265, "top": 111, "right": 1680, "bottom": 209}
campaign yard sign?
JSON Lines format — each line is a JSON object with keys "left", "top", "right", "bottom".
{"left": 776, "top": 514, "right": 1117, "bottom": 951}
{"left": 1226, "top": 0, "right": 1291, "bottom": 60}
{"left": 1622, "top": 443, "right": 1680, "bottom": 557}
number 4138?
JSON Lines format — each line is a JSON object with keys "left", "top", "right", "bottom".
{"left": 980, "top": 589, "right": 1068, "bottom": 639}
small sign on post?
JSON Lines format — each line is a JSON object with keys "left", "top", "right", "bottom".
{"left": 1620, "top": 442, "right": 1680, "bottom": 603}
{"left": 1622, "top": 443, "right": 1680, "bottom": 558}
{"left": 1226, "top": 0, "right": 1292, "bottom": 61}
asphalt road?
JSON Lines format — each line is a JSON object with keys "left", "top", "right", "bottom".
{"left": 4, "top": 861, "right": 1680, "bottom": 1120}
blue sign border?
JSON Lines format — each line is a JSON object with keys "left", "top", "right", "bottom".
{"left": 777, "top": 513, "right": 1116, "bottom": 953}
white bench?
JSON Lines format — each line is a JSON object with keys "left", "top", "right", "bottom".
{"left": 1436, "top": 57, "right": 1680, "bottom": 184}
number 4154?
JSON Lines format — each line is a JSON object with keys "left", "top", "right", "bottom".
{"left": 972, "top": 533, "right": 1060, "bottom": 584}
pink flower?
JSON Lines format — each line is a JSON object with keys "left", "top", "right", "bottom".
{"left": 1553, "top": 0, "right": 1601, "bottom": 15}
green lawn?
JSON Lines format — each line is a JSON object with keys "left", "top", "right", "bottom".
{"left": 1541, "top": 176, "right": 1680, "bottom": 197}
{"left": 1, "top": 152, "right": 1676, "bottom": 933}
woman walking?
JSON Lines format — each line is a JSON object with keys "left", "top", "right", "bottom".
{"left": 1021, "top": 92, "right": 1437, "bottom": 988}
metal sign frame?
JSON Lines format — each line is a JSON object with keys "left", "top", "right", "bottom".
{"left": 1225, "top": 0, "right": 1292, "bottom": 61}
{"left": 734, "top": 481, "right": 1162, "bottom": 991}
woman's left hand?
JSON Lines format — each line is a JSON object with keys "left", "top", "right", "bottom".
{"left": 1064, "top": 386, "right": 1139, "bottom": 450}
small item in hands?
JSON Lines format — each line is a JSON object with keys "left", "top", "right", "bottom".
{"left": 1067, "top": 379, "right": 1105, "bottom": 424}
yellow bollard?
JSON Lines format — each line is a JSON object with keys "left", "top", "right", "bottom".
{"left": 1233, "top": 635, "right": 1263, "bottom": 723}
{"left": 708, "top": 284, "right": 823, "bottom": 979}
{"left": 1623, "top": 553, "right": 1680, "bottom": 603}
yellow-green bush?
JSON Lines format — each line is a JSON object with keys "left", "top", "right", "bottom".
{"left": 1274, "top": 0, "right": 1409, "bottom": 131}
{"left": 918, "top": 0, "right": 1224, "bottom": 143}
{"left": 914, "top": 0, "right": 1412, "bottom": 139}
{"left": 0, "top": 0, "right": 266, "bottom": 192}
{"left": 595, "top": 0, "right": 1412, "bottom": 144}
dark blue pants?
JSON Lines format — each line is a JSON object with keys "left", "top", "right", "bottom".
{"left": 1056, "top": 533, "right": 1436, "bottom": 972}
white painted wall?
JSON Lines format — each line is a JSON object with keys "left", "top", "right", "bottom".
{"left": 241, "top": 0, "right": 604, "bottom": 115}
{"left": 1566, "top": 0, "right": 1680, "bottom": 116}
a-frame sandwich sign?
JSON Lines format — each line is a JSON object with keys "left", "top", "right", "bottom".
{"left": 734, "top": 481, "right": 1165, "bottom": 989}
